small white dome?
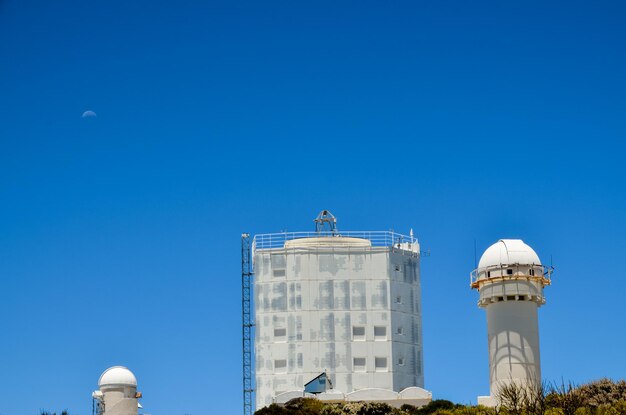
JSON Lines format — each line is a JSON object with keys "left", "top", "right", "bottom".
{"left": 478, "top": 239, "right": 541, "bottom": 269}
{"left": 98, "top": 366, "right": 137, "bottom": 388}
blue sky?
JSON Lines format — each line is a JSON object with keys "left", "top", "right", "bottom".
{"left": 1, "top": 1, "right": 625, "bottom": 414}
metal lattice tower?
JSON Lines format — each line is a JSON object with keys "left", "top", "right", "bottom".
{"left": 241, "top": 233, "right": 255, "bottom": 415}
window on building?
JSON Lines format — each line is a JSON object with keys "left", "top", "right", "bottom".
{"left": 529, "top": 268, "right": 535, "bottom": 276}
{"left": 398, "top": 357, "right": 405, "bottom": 366}
{"left": 374, "top": 326, "right": 387, "bottom": 340}
{"left": 395, "top": 295, "right": 402, "bottom": 304}
{"left": 397, "top": 326, "right": 404, "bottom": 335}
{"left": 353, "top": 357, "right": 366, "bottom": 372}
{"left": 352, "top": 326, "right": 365, "bottom": 340}
{"left": 274, "top": 359, "right": 287, "bottom": 372}
{"left": 375, "top": 357, "right": 388, "bottom": 371}
{"left": 274, "top": 328, "right": 286, "bottom": 339}
{"left": 271, "top": 254, "right": 286, "bottom": 277}
{"left": 507, "top": 269, "right": 513, "bottom": 275}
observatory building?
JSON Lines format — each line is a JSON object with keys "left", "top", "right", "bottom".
{"left": 92, "top": 366, "right": 142, "bottom": 415}
{"left": 470, "top": 239, "right": 552, "bottom": 406}
{"left": 250, "top": 211, "right": 429, "bottom": 409}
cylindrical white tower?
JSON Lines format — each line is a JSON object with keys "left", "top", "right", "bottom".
{"left": 470, "top": 239, "right": 552, "bottom": 405}
{"left": 92, "top": 366, "right": 141, "bottom": 415}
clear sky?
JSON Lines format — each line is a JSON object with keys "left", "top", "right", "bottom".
{"left": 1, "top": 1, "right": 625, "bottom": 414}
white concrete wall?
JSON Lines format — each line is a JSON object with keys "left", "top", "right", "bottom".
{"left": 254, "top": 243, "right": 422, "bottom": 409}
{"left": 390, "top": 251, "right": 423, "bottom": 390}
{"left": 102, "top": 387, "right": 138, "bottom": 415}
{"left": 486, "top": 301, "right": 541, "bottom": 395}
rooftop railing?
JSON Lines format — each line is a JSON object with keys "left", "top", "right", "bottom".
{"left": 470, "top": 264, "right": 553, "bottom": 289}
{"left": 252, "top": 231, "right": 416, "bottom": 251}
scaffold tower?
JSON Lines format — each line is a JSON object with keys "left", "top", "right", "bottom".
{"left": 241, "top": 233, "right": 255, "bottom": 415}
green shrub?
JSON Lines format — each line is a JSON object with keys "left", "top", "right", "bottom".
{"left": 421, "top": 400, "right": 457, "bottom": 414}
{"left": 317, "top": 401, "right": 401, "bottom": 415}
{"left": 255, "top": 403, "right": 291, "bottom": 415}
{"left": 254, "top": 379, "right": 626, "bottom": 415}
{"left": 285, "top": 398, "right": 326, "bottom": 415}
{"left": 576, "top": 379, "right": 626, "bottom": 408}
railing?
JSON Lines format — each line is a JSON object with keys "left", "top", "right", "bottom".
{"left": 252, "top": 231, "right": 415, "bottom": 251}
{"left": 470, "top": 264, "right": 554, "bottom": 289}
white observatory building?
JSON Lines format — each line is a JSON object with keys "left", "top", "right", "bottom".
{"left": 92, "top": 366, "right": 142, "bottom": 415}
{"left": 470, "top": 239, "right": 552, "bottom": 405}
{"left": 252, "top": 211, "right": 430, "bottom": 409}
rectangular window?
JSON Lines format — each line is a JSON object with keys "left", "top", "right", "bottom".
{"left": 274, "top": 328, "right": 286, "bottom": 339}
{"left": 374, "top": 326, "right": 387, "bottom": 340}
{"left": 352, "top": 326, "right": 365, "bottom": 340}
{"left": 397, "top": 326, "right": 403, "bottom": 335}
{"left": 274, "top": 359, "right": 287, "bottom": 372}
{"left": 353, "top": 357, "right": 366, "bottom": 372}
{"left": 395, "top": 295, "right": 402, "bottom": 304}
{"left": 272, "top": 254, "right": 286, "bottom": 277}
{"left": 375, "top": 357, "right": 388, "bottom": 371}
{"left": 507, "top": 269, "right": 513, "bottom": 275}
{"left": 398, "top": 357, "right": 405, "bottom": 366}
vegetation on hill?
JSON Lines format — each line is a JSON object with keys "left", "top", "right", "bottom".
{"left": 255, "top": 379, "right": 626, "bottom": 415}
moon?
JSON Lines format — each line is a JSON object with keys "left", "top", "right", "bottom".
{"left": 82, "top": 110, "right": 97, "bottom": 118}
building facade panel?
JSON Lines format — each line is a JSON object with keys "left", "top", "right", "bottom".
{"left": 254, "top": 235, "right": 422, "bottom": 410}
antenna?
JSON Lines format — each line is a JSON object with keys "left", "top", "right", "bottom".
{"left": 474, "top": 239, "right": 478, "bottom": 270}
{"left": 313, "top": 210, "right": 338, "bottom": 235}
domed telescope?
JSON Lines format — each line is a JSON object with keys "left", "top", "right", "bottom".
{"left": 470, "top": 239, "right": 553, "bottom": 406}
{"left": 92, "top": 366, "right": 142, "bottom": 415}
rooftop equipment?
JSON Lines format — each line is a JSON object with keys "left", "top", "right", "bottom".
{"left": 304, "top": 372, "right": 333, "bottom": 394}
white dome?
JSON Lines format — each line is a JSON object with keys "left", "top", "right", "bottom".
{"left": 478, "top": 239, "right": 541, "bottom": 269}
{"left": 98, "top": 366, "right": 137, "bottom": 388}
